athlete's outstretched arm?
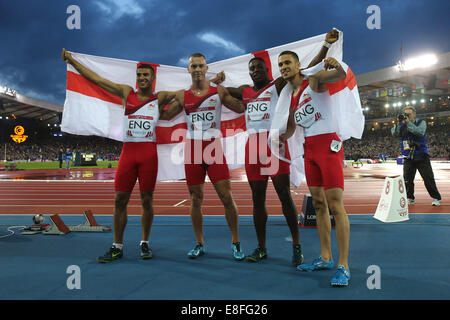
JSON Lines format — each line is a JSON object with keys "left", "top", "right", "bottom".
{"left": 308, "top": 57, "right": 346, "bottom": 91}
{"left": 158, "top": 90, "right": 184, "bottom": 120}
{"left": 157, "top": 91, "right": 178, "bottom": 107}
{"left": 217, "top": 85, "right": 245, "bottom": 113}
{"left": 62, "top": 48, "right": 132, "bottom": 101}
{"left": 306, "top": 28, "right": 339, "bottom": 68}
{"left": 226, "top": 85, "right": 249, "bottom": 100}
{"left": 210, "top": 71, "right": 225, "bottom": 85}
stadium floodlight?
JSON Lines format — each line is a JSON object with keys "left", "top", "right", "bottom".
{"left": 412, "top": 100, "right": 417, "bottom": 105}
{"left": 398, "top": 102, "right": 402, "bottom": 107}
{"left": 385, "top": 104, "right": 389, "bottom": 108}
{"left": 402, "top": 54, "right": 438, "bottom": 71}
{"left": 420, "top": 99, "right": 425, "bottom": 103}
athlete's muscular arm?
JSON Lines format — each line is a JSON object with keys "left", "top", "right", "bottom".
{"left": 306, "top": 28, "right": 339, "bottom": 68}
{"left": 279, "top": 107, "right": 296, "bottom": 146}
{"left": 217, "top": 85, "right": 245, "bottom": 113}
{"left": 157, "top": 91, "right": 178, "bottom": 107}
{"left": 274, "top": 77, "right": 287, "bottom": 96}
{"left": 158, "top": 90, "right": 184, "bottom": 120}
{"left": 62, "top": 49, "right": 132, "bottom": 102}
{"left": 308, "top": 57, "right": 346, "bottom": 92}
{"left": 226, "top": 85, "right": 249, "bottom": 100}
{"left": 210, "top": 71, "right": 225, "bottom": 85}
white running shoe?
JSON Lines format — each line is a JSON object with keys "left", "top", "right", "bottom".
{"left": 432, "top": 199, "right": 440, "bottom": 206}
{"left": 407, "top": 199, "right": 415, "bottom": 205}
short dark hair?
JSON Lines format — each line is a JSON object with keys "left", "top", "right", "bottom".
{"left": 137, "top": 63, "right": 155, "bottom": 75}
{"left": 190, "top": 53, "right": 206, "bottom": 60}
{"left": 248, "top": 57, "right": 267, "bottom": 66}
{"left": 279, "top": 50, "right": 299, "bottom": 61}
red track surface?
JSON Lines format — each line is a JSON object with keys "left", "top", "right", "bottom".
{"left": 0, "top": 163, "right": 448, "bottom": 215}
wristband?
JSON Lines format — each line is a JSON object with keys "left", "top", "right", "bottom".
{"left": 323, "top": 41, "right": 332, "bottom": 48}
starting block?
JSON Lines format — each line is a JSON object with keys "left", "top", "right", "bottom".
{"left": 43, "top": 214, "right": 71, "bottom": 235}
{"left": 42, "top": 210, "right": 111, "bottom": 235}
{"left": 299, "top": 194, "right": 336, "bottom": 228}
{"left": 68, "top": 210, "right": 112, "bottom": 232}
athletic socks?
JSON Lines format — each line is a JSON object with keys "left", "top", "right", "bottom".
{"left": 113, "top": 243, "right": 123, "bottom": 250}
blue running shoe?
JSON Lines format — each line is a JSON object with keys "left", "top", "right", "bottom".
{"left": 331, "top": 265, "right": 351, "bottom": 287}
{"left": 187, "top": 243, "right": 205, "bottom": 259}
{"left": 297, "top": 256, "right": 334, "bottom": 271}
{"left": 231, "top": 242, "right": 245, "bottom": 261}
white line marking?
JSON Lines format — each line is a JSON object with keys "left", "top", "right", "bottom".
{"left": 173, "top": 199, "right": 188, "bottom": 207}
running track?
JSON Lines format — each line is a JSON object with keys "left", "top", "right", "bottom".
{"left": 0, "top": 163, "right": 448, "bottom": 216}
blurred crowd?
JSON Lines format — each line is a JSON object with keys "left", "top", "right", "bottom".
{"left": 343, "top": 120, "right": 449, "bottom": 160}
{"left": 1, "top": 135, "right": 122, "bottom": 162}
{"left": 363, "top": 98, "right": 448, "bottom": 120}
{"left": 1, "top": 119, "right": 448, "bottom": 162}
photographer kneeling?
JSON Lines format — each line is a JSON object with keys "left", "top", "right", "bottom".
{"left": 391, "top": 106, "right": 441, "bottom": 206}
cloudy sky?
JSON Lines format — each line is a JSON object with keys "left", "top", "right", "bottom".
{"left": 0, "top": 0, "right": 448, "bottom": 105}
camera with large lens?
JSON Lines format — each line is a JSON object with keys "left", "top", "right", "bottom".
{"left": 397, "top": 113, "right": 408, "bottom": 122}
{"left": 407, "top": 141, "right": 421, "bottom": 160}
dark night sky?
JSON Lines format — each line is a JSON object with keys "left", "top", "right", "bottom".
{"left": 0, "top": 0, "right": 448, "bottom": 105}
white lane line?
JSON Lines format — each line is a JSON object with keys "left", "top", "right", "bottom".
{"left": 173, "top": 199, "right": 188, "bottom": 207}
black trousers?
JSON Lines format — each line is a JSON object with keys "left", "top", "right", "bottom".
{"left": 403, "top": 154, "right": 441, "bottom": 200}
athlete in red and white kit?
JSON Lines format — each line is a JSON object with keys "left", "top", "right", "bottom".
{"left": 225, "top": 29, "right": 339, "bottom": 265}
{"left": 279, "top": 51, "right": 351, "bottom": 286}
{"left": 62, "top": 49, "right": 178, "bottom": 262}
{"left": 164, "top": 53, "right": 246, "bottom": 260}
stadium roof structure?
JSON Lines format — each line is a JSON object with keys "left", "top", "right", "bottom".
{"left": 0, "top": 87, "right": 63, "bottom": 125}
{"left": 356, "top": 51, "right": 450, "bottom": 121}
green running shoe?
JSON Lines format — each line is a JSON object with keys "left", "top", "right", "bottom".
{"left": 140, "top": 242, "right": 153, "bottom": 260}
{"left": 97, "top": 245, "right": 123, "bottom": 263}
{"left": 246, "top": 246, "right": 267, "bottom": 262}
{"left": 187, "top": 243, "right": 205, "bottom": 259}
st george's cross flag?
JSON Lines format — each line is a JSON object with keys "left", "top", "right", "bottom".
{"left": 61, "top": 30, "right": 362, "bottom": 184}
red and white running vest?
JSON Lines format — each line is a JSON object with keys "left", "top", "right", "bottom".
{"left": 183, "top": 85, "right": 222, "bottom": 140}
{"left": 291, "top": 81, "right": 337, "bottom": 137}
{"left": 242, "top": 81, "right": 278, "bottom": 134}
{"left": 123, "top": 91, "right": 159, "bottom": 142}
